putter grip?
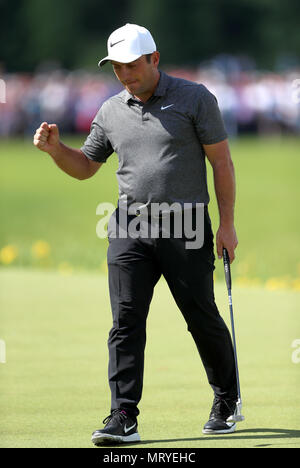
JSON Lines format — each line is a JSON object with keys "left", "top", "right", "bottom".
{"left": 223, "top": 248, "right": 232, "bottom": 290}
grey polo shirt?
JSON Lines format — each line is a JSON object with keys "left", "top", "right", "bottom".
{"left": 81, "top": 70, "right": 227, "bottom": 208}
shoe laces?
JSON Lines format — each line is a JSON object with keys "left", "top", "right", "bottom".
{"left": 103, "top": 409, "right": 128, "bottom": 425}
{"left": 210, "top": 397, "right": 235, "bottom": 420}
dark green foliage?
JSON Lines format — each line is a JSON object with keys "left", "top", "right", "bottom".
{"left": 0, "top": 0, "right": 299, "bottom": 72}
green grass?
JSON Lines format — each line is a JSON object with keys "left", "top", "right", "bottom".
{"left": 0, "top": 268, "right": 299, "bottom": 448}
{"left": 1, "top": 136, "right": 300, "bottom": 283}
{"left": 0, "top": 136, "right": 300, "bottom": 448}
{"left": 0, "top": 136, "right": 118, "bottom": 271}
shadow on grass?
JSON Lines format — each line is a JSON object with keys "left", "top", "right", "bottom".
{"left": 96, "top": 428, "right": 300, "bottom": 448}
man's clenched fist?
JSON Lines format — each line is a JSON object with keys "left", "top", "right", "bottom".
{"left": 33, "top": 122, "right": 60, "bottom": 154}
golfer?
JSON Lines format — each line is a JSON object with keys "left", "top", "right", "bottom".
{"left": 33, "top": 24, "right": 239, "bottom": 444}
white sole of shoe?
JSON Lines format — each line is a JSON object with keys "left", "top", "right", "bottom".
{"left": 202, "top": 423, "right": 236, "bottom": 435}
{"left": 91, "top": 431, "right": 141, "bottom": 446}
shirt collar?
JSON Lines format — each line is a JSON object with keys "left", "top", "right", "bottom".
{"left": 123, "top": 70, "right": 169, "bottom": 103}
{"left": 153, "top": 70, "right": 169, "bottom": 97}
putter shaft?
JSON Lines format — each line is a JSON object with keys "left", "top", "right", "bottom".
{"left": 223, "top": 248, "right": 245, "bottom": 422}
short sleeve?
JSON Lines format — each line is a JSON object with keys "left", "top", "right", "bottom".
{"left": 193, "top": 86, "right": 228, "bottom": 145}
{"left": 80, "top": 108, "right": 114, "bottom": 163}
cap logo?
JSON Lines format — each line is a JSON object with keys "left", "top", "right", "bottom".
{"left": 99, "top": 24, "right": 156, "bottom": 67}
{"left": 110, "top": 39, "right": 125, "bottom": 48}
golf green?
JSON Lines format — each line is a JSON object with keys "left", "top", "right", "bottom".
{"left": 1, "top": 136, "right": 300, "bottom": 283}
{"left": 0, "top": 268, "right": 299, "bottom": 448}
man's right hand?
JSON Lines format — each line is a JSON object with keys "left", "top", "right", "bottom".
{"left": 32, "top": 121, "right": 102, "bottom": 180}
{"left": 33, "top": 122, "right": 60, "bottom": 154}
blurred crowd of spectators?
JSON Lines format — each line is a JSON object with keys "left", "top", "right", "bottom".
{"left": 0, "top": 61, "right": 299, "bottom": 138}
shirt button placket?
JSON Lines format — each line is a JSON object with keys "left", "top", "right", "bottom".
{"left": 142, "top": 105, "right": 149, "bottom": 122}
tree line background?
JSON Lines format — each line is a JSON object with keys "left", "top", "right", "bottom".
{"left": 1, "top": 0, "right": 300, "bottom": 73}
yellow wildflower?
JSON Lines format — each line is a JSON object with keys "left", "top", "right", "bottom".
{"left": 31, "top": 241, "right": 50, "bottom": 259}
{"left": 0, "top": 245, "right": 18, "bottom": 264}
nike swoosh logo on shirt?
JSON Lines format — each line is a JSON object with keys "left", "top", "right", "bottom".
{"left": 124, "top": 423, "right": 137, "bottom": 434}
{"left": 161, "top": 104, "right": 174, "bottom": 110}
{"left": 110, "top": 39, "right": 125, "bottom": 48}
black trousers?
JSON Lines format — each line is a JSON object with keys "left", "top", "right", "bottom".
{"left": 106, "top": 207, "right": 237, "bottom": 417}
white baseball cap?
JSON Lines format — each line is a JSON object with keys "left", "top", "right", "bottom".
{"left": 98, "top": 23, "right": 156, "bottom": 67}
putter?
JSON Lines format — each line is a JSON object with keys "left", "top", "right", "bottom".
{"left": 223, "top": 247, "right": 245, "bottom": 423}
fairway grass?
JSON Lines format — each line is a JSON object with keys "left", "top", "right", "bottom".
{"left": 1, "top": 268, "right": 299, "bottom": 448}
{"left": 1, "top": 136, "right": 300, "bottom": 283}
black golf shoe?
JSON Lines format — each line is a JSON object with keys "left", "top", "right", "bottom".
{"left": 91, "top": 409, "right": 141, "bottom": 446}
{"left": 203, "top": 396, "right": 237, "bottom": 434}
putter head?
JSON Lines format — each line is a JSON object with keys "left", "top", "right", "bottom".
{"left": 227, "top": 400, "right": 245, "bottom": 423}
